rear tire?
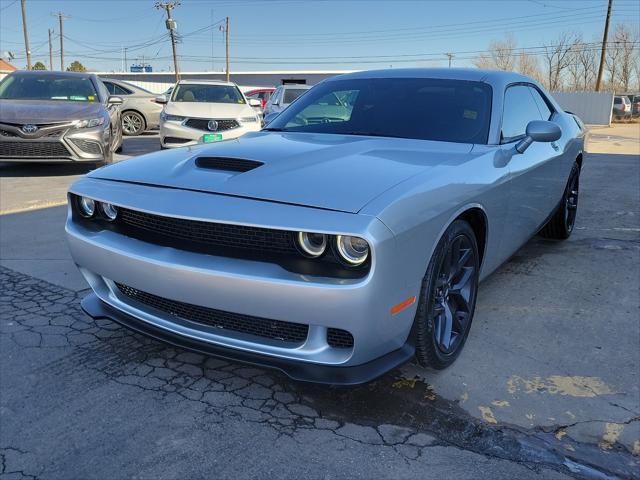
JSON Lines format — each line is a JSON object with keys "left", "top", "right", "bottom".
{"left": 539, "top": 162, "right": 580, "bottom": 240}
{"left": 414, "top": 220, "right": 479, "bottom": 369}
{"left": 122, "top": 111, "right": 146, "bottom": 136}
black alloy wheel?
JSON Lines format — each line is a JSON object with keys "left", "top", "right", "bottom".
{"left": 414, "top": 219, "right": 479, "bottom": 369}
{"left": 539, "top": 161, "right": 580, "bottom": 240}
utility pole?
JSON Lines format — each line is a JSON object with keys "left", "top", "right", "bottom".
{"left": 446, "top": 53, "right": 454, "bottom": 68}
{"left": 210, "top": 9, "right": 214, "bottom": 71}
{"left": 595, "top": 0, "right": 613, "bottom": 91}
{"left": 20, "top": 0, "right": 31, "bottom": 70}
{"left": 48, "top": 28, "right": 53, "bottom": 70}
{"left": 225, "top": 16, "right": 230, "bottom": 82}
{"left": 155, "top": 1, "right": 180, "bottom": 82}
{"left": 52, "top": 12, "right": 69, "bottom": 70}
{"left": 124, "top": 47, "right": 128, "bottom": 72}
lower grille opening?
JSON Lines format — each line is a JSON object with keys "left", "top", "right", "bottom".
{"left": 115, "top": 283, "right": 309, "bottom": 345}
{"left": 0, "top": 141, "right": 71, "bottom": 158}
{"left": 164, "top": 137, "right": 191, "bottom": 144}
{"left": 327, "top": 328, "right": 354, "bottom": 349}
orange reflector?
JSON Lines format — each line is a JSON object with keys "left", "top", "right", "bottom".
{"left": 390, "top": 296, "right": 416, "bottom": 315}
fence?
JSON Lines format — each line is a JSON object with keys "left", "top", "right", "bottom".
{"left": 551, "top": 91, "right": 614, "bottom": 126}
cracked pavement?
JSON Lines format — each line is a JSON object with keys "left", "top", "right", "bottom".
{"left": 1, "top": 131, "right": 639, "bottom": 479}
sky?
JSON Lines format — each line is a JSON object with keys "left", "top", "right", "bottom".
{"left": 0, "top": 0, "right": 638, "bottom": 72}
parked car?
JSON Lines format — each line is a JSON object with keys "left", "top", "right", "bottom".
{"left": 0, "top": 70, "right": 123, "bottom": 166}
{"left": 613, "top": 95, "right": 632, "bottom": 119}
{"left": 244, "top": 88, "right": 275, "bottom": 110}
{"left": 262, "top": 84, "right": 311, "bottom": 118}
{"left": 626, "top": 94, "right": 640, "bottom": 116}
{"left": 101, "top": 79, "right": 163, "bottom": 136}
{"left": 67, "top": 69, "right": 585, "bottom": 384}
{"left": 157, "top": 80, "right": 262, "bottom": 148}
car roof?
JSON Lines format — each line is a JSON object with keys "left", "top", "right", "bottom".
{"left": 176, "top": 79, "right": 238, "bottom": 87}
{"left": 329, "top": 67, "right": 533, "bottom": 84}
{"left": 9, "top": 70, "right": 98, "bottom": 79}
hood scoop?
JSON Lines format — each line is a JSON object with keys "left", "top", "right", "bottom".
{"left": 195, "top": 156, "right": 264, "bottom": 173}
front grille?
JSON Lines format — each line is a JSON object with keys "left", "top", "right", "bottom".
{"left": 117, "top": 207, "right": 296, "bottom": 255}
{"left": 0, "top": 129, "right": 18, "bottom": 137}
{"left": 69, "top": 138, "right": 102, "bottom": 155}
{"left": 0, "top": 141, "right": 71, "bottom": 158}
{"left": 115, "top": 283, "right": 309, "bottom": 344}
{"left": 327, "top": 328, "right": 354, "bottom": 349}
{"left": 184, "top": 118, "right": 239, "bottom": 132}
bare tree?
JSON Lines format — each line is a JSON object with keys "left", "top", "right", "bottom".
{"left": 473, "top": 35, "right": 517, "bottom": 71}
{"left": 612, "top": 24, "right": 639, "bottom": 91}
{"left": 542, "top": 32, "right": 577, "bottom": 91}
{"left": 517, "top": 50, "right": 542, "bottom": 82}
{"left": 566, "top": 36, "right": 598, "bottom": 91}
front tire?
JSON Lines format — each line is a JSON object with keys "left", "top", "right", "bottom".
{"left": 539, "top": 162, "right": 580, "bottom": 240}
{"left": 414, "top": 220, "right": 480, "bottom": 369}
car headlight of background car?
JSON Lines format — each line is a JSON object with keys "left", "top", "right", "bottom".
{"left": 70, "top": 194, "right": 371, "bottom": 277}
{"left": 73, "top": 117, "right": 105, "bottom": 129}
{"left": 160, "top": 112, "right": 185, "bottom": 122}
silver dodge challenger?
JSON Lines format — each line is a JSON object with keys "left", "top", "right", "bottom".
{"left": 66, "top": 69, "right": 585, "bottom": 384}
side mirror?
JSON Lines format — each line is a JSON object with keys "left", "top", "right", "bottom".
{"left": 108, "top": 95, "right": 123, "bottom": 105}
{"left": 516, "top": 120, "right": 561, "bottom": 153}
{"left": 155, "top": 95, "right": 168, "bottom": 104}
{"left": 248, "top": 98, "right": 261, "bottom": 107}
{"left": 263, "top": 112, "right": 280, "bottom": 126}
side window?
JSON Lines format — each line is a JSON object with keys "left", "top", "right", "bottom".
{"left": 271, "top": 87, "right": 281, "bottom": 104}
{"left": 501, "top": 85, "right": 543, "bottom": 143}
{"left": 113, "top": 84, "right": 132, "bottom": 95}
{"left": 529, "top": 87, "right": 553, "bottom": 120}
{"left": 102, "top": 81, "right": 116, "bottom": 94}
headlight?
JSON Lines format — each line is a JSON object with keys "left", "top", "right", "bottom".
{"left": 160, "top": 111, "right": 185, "bottom": 122}
{"left": 100, "top": 202, "right": 118, "bottom": 221}
{"left": 74, "top": 117, "right": 105, "bottom": 129}
{"left": 336, "top": 235, "right": 369, "bottom": 266}
{"left": 238, "top": 116, "right": 259, "bottom": 123}
{"left": 297, "top": 232, "right": 327, "bottom": 257}
{"left": 78, "top": 196, "right": 96, "bottom": 217}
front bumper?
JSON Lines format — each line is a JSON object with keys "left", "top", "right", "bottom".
{"left": 159, "top": 119, "right": 260, "bottom": 148}
{"left": 66, "top": 178, "right": 421, "bottom": 383}
{"left": 81, "top": 293, "right": 414, "bottom": 384}
{"left": 0, "top": 123, "right": 110, "bottom": 163}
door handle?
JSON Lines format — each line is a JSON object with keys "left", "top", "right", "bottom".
{"left": 551, "top": 142, "right": 560, "bottom": 151}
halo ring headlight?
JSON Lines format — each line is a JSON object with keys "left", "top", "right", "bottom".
{"left": 78, "top": 196, "right": 96, "bottom": 218}
{"left": 101, "top": 202, "right": 118, "bottom": 221}
{"left": 297, "top": 232, "right": 327, "bottom": 258}
{"left": 336, "top": 235, "right": 369, "bottom": 266}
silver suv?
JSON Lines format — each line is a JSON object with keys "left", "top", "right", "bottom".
{"left": 263, "top": 84, "right": 311, "bottom": 118}
{"left": 0, "top": 70, "right": 123, "bottom": 166}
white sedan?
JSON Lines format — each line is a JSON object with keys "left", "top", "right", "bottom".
{"left": 157, "top": 80, "right": 261, "bottom": 148}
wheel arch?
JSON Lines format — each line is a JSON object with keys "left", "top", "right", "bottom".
{"left": 456, "top": 207, "right": 488, "bottom": 268}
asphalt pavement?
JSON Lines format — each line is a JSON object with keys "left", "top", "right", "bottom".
{"left": 0, "top": 128, "right": 638, "bottom": 479}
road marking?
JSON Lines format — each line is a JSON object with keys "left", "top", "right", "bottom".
{"left": 507, "top": 375, "right": 615, "bottom": 397}
{"left": 478, "top": 406, "right": 497, "bottom": 424}
{"left": 0, "top": 200, "right": 67, "bottom": 215}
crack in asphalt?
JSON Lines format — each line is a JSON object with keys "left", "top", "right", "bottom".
{"left": 1, "top": 267, "right": 637, "bottom": 479}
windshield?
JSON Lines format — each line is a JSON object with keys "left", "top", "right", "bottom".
{"left": 171, "top": 84, "right": 245, "bottom": 104}
{"left": 0, "top": 74, "right": 99, "bottom": 102}
{"left": 267, "top": 78, "right": 493, "bottom": 144}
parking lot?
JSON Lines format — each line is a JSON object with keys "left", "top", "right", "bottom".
{"left": 1, "top": 125, "right": 639, "bottom": 479}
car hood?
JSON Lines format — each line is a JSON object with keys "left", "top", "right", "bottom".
{"left": 0, "top": 99, "right": 104, "bottom": 123}
{"left": 89, "top": 131, "right": 475, "bottom": 213}
{"left": 165, "top": 102, "right": 254, "bottom": 118}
